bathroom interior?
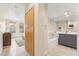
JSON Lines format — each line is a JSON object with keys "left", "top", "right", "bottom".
{"left": 46, "top": 3, "right": 79, "bottom": 56}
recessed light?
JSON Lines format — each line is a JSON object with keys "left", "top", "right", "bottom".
{"left": 64, "top": 12, "right": 69, "bottom": 17}
{"left": 15, "top": 5, "right": 18, "bottom": 8}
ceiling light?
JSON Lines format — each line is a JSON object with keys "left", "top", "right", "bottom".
{"left": 64, "top": 12, "right": 69, "bottom": 17}
{"left": 14, "top": 5, "right": 18, "bottom": 8}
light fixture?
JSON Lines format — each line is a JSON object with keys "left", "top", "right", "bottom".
{"left": 64, "top": 12, "right": 69, "bottom": 17}
{"left": 14, "top": 5, "right": 18, "bottom": 8}
{"left": 64, "top": 10, "right": 72, "bottom": 17}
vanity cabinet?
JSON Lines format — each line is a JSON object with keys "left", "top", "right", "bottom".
{"left": 58, "top": 34, "right": 77, "bottom": 49}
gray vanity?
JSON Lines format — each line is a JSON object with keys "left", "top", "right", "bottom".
{"left": 58, "top": 33, "right": 77, "bottom": 49}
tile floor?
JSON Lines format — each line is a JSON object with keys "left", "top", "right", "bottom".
{"left": 1, "top": 36, "right": 78, "bottom": 56}
{"left": 46, "top": 44, "right": 77, "bottom": 56}
{"left": 46, "top": 37, "right": 77, "bottom": 56}
{"left": 1, "top": 39, "right": 29, "bottom": 56}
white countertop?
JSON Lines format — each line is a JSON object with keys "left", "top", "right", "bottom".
{"left": 57, "top": 32, "right": 78, "bottom": 35}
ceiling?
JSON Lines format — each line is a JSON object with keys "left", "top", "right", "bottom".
{"left": 47, "top": 3, "right": 78, "bottom": 21}
{"left": 0, "top": 3, "right": 78, "bottom": 22}
{"left": 0, "top": 3, "right": 29, "bottom": 23}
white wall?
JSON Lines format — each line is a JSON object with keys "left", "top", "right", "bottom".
{"left": 56, "top": 20, "right": 68, "bottom": 32}
{"left": 0, "top": 21, "right": 6, "bottom": 33}
{"left": 0, "top": 19, "right": 24, "bottom": 38}
{"left": 6, "top": 20, "right": 24, "bottom": 38}
{"left": 48, "top": 19, "right": 56, "bottom": 33}
{"left": 55, "top": 20, "right": 78, "bottom": 33}
{"left": 76, "top": 4, "right": 79, "bottom": 54}
{"left": 35, "top": 4, "right": 48, "bottom": 56}
{"left": 47, "top": 3, "right": 77, "bottom": 19}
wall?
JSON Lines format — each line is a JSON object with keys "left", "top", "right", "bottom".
{"left": 0, "top": 19, "right": 24, "bottom": 38}
{"left": 25, "top": 3, "right": 48, "bottom": 56}
{"left": 55, "top": 20, "right": 78, "bottom": 33}
{"left": 35, "top": 4, "right": 48, "bottom": 56}
{"left": 56, "top": 20, "right": 68, "bottom": 32}
{"left": 48, "top": 19, "right": 56, "bottom": 33}
{"left": 0, "top": 19, "right": 5, "bottom": 55}
{"left": 76, "top": 4, "right": 79, "bottom": 54}
{"left": 6, "top": 20, "right": 24, "bottom": 38}
{"left": 47, "top": 3, "right": 77, "bottom": 19}
{"left": 0, "top": 21, "right": 6, "bottom": 33}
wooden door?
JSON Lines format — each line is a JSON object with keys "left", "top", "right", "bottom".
{"left": 25, "top": 6, "right": 35, "bottom": 56}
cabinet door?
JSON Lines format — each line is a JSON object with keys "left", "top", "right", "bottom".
{"left": 25, "top": 6, "right": 34, "bottom": 56}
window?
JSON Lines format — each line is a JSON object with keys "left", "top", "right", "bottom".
{"left": 19, "top": 24, "right": 24, "bottom": 33}
{"left": 10, "top": 25, "right": 16, "bottom": 33}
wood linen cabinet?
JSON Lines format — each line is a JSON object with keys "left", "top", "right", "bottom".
{"left": 25, "top": 6, "right": 35, "bottom": 56}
